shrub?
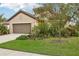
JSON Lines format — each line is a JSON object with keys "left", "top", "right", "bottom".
{"left": 60, "top": 28, "right": 78, "bottom": 37}
{"left": 32, "top": 22, "right": 49, "bottom": 39}
{"left": 49, "top": 24, "right": 59, "bottom": 37}
{"left": 16, "top": 35, "right": 43, "bottom": 40}
{"left": 16, "top": 35, "right": 29, "bottom": 40}
{"left": 60, "top": 28, "right": 71, "bottom": 37}
{"left": 76, "top": 31, "right": 79, "bottom": 37}
{"left": 32, "top": 20, "right": 79, "bottom": 39}
{"left": 0, "top": 24, "right": 9, "bottom": 35}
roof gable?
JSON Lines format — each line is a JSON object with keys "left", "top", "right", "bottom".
{"left": 7, "top": 10, "right": 36, "bottom": 21}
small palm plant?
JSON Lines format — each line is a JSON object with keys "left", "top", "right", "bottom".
{"left": 0, "top": 15, "right": 9, "bottom": 35}
{"left": 0, "top": 24, "right": 9, "bottom": 35}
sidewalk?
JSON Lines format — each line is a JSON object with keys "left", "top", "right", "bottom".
{"left": 0, "top": 48, "right": 45, "bottom": 56}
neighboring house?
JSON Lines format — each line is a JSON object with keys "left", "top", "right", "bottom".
{"left": 4, "top": 10, "right": 38, "bottom": 34}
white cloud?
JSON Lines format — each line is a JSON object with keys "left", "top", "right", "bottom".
{"left": 26, "top": 3, "right": 42, "bottom": 8}
{"left": 0, "top": 3, "right": 24, "bottom": 11}
{"left": 0, "top": 3, "right": 42, "bottom": 12}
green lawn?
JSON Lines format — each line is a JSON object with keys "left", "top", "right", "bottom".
{"left": 0, "top": 37, "right": 79, "bottom": 56}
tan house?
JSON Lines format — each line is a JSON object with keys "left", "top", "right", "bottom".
{"left": 5, "top": 10, "right": 38, "bottom": 34}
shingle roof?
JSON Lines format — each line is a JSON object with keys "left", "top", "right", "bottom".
{"left": 7, "top": 10, "right": 36, "bottom": 21}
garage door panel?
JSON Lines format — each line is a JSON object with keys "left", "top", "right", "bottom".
{"left": 13, "top": 23, "right": 31, "bottom": 34}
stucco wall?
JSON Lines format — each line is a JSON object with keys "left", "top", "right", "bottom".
{"left": 8, "top": 13, "right": 37, "bottom": 33}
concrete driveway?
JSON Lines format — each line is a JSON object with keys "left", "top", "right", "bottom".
{"left": 0, "top": 34, "right": 22, "bottom": 44}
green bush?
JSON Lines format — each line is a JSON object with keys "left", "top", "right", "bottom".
{"left": 60, "top": 28, "right": 78, "bottom": 37}
{"left": 17, "top": 35, "right": 44, "bottom": 40}
{"left": 32, "top": 22, "right": 49, "bottom": 38}
{"left": 16, "top": 35, "right": 29, "bottom": 40}
{"left": 76, "top": 31, "right": 79, "bottom": 37}
{"left": 49, "top": 24, "right": 59, "bottom": 37}
{"left": 60, "top": 28, "right": 71, "bottom": 37}
{"left": 0, "top": 24, "right": 9, "bottom": 35}
{"left": 31, "top": 20, "right": 79, "bottom": 39}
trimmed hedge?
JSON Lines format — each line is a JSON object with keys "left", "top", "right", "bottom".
{"left": 16, "top": 35, "right": 29, "bottom": 40}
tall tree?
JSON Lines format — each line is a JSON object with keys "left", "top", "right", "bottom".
{"left": 33, "top": 3, "right": 79, "bottom": 37}
{"left": 0, "top": 15, "right": 6, "bottom": 23}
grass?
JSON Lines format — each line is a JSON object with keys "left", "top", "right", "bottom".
{"left": 0, "top": 37, "right": 79, "bottom": 56}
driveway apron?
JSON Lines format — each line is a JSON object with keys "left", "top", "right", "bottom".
{"left": 0, "top": 34, "right": 22, "bottom": 44}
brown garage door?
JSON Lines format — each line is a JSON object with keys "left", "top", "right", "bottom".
{"left": 13, "top": 23, "right": 31, "bottom": 34}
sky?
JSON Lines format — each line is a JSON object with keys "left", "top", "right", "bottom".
{"left": 0, "top": 3, "right": 42, "bottom": 19}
